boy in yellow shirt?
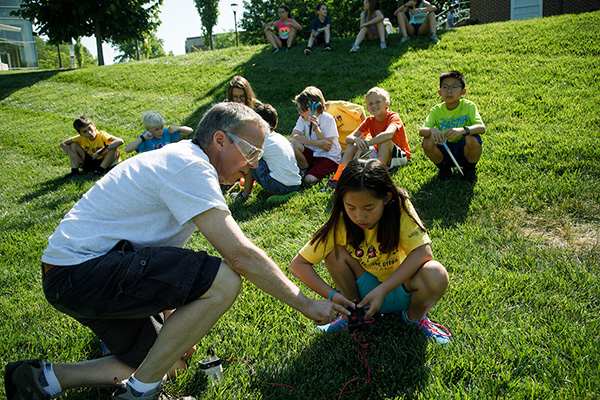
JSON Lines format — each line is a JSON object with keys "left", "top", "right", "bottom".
{"left": 60, "top": 116, "right": 123, "bottom": 177}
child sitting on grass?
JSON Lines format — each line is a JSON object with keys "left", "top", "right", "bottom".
{"left": 323, "top": 87, "right": 410, "bottom": 190}
{"left": 305, "top": 2, "right": 332, "bottom": 54}
{"left": 60, "top": 116, "right": 123, "bottom": 177}
{"left": 125, "top": 111, "right": 193, "bottom": 154}
{"left": 419, "top": 70, "right": 485, "bottom": 182}
{"left": 349, "top": 0, "right": 387, "bottom": 52}
{"left": 290, "top": 159, "right": 451, "bottom": 344}
{"left": 231, "top": 104, "right": 302, "bottom": 202}
{"left": 289, "top": 86, "right": 341, "bottom": 185}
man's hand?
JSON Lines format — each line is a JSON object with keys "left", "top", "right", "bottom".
{"left": 306, "top": 299, "right": 351, "bottom": 325}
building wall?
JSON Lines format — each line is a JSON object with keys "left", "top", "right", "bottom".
{"left": 471, "top": 0, "right": 599, "bottom": 24}
{"left": 0, "top": 0, "right": 38, "bottom": 69}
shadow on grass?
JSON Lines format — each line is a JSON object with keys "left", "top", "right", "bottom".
{"left": 0, "top": 69, "right": 62, "bottom": 101}
{"left": 413, "top": 174, "right": 476, "bottom": 228}
{"left": 19, "top": 173, "right": 97, "bottom": 204}
{"left": 253, "top": 314, "right": 429, "bottom": 399}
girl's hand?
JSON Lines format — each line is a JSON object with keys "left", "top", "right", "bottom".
{"left": 357, "top": 287, "right": 386, "bottom": 319}
{"left": 331, "top": 291, "right": 357, "bottom": 310}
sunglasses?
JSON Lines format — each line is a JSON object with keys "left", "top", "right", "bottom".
{"left": 226, "top": 132, "right": 263, "bottom": 164}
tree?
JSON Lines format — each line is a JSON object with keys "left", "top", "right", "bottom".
{"left": 13, "top": 0, "right": 163, "bottom": 66}
{"left": 34, "top": 36, "right": 95, "bottom": 69}
{"left": 194, "top": 0, "right": 219, "bottom": 50}
{"left": 112, "top": 32, "right": 166, "bottom": 63}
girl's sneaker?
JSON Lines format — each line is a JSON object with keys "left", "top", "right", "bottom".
{"left": 401, "top": 311, "right": 452, "bottom": 345}
{"left": 430, "top": 33, "right": 440, "bottom": 44}
{"left": 315, "top": 314, "right": 348, "bottom": 332}
{"left": 349, "top": 44, "right": 360, "bottom": 53}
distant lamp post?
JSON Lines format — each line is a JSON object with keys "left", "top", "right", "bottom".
{"left": 231, "top": 3, "right": 238, "bottom": 47}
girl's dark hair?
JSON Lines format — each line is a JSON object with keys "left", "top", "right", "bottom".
{"left": 279, "top": 5, "right": 291, "bottom": 18}
{"left": 310, "top": 159, "right": 426, "bottom": 254}
{"left": 365, "top": 0, "right": 381, "bottom": 17}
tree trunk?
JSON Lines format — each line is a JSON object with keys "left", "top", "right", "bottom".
{"left": 57, "top": 44, "right": 63, "bottom": 68}
{"left": 95, "top": 24, "right": 105, "bottom": 66}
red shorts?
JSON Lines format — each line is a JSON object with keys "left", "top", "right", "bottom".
{"left": 302, "top": 147, "right": 338, "bottom": 179}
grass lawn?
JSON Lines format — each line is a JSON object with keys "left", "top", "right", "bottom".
{"left": 1, "top": 11, "right": 599, "bottom": 399}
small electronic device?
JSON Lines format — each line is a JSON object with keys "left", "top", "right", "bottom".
{"left": 199, "top": 347, "right": 223, "bottom": 382}
{"left": 348, "top": 307, "right": 365, "bottom": 333}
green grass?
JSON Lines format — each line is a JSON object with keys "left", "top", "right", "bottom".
{"left": 1, "top": 12, "right": 599, "bottom": 399}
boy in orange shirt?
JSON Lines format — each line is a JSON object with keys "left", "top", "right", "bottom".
{"left": 323, "top": 87, "right": 410, "bottom": 190}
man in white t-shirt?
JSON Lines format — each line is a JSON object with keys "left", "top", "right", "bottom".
{"left": 5, "top": 103, "right": 347, "bottom": 400}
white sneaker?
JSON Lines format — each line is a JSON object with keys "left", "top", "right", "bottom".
{"left": 349, "top": 44, "right": 360, "bottom": 53}
{"left": 380, "top": 42, "right": 387, "bottom": 49}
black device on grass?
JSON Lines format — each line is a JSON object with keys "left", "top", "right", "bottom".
{"left": 348, "top": 307, "right": 365, "bottom": 333}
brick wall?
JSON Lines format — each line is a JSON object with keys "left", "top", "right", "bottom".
{"left": 470, "top": 0, "right": 599, "bottom": 24}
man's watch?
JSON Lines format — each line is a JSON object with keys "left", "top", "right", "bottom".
{"left": 463, "top": 126, "right": 471, "bottom": 136}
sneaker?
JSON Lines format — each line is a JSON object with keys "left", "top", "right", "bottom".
{"left": 401, "top": 35, "right": 410, "bottom": 43}
{"left": 285, "top": 47, "right": 290, "bottom": 52}
{"left": 272, "top": 48, "right": 280, "bottom": 54}
{"left": 112, "top": 381, "right": 195, "bottom": 400}
{"left": 380, "top": 42, "right": 387, "bottom": 49}
{"left": 304, "top": 47, "right": 312, "bottom": 54}
{"left": 430, "top": 33, "right": 440, "bottom": 44}
{"left": 437, "top": 166, "right": 452, "bottom": 180}
{"left": 324, "top": 44, "right": 331, "bottom": 51}
{"left": 401, "top": 311, "right": 452, "bottom": 345}
{"left": 349, "top": 44, "right": 360, "bottom": 53}
{"left": 229, "top": 191, "right": 250, "bottom": 202}
{"left": 5, "top": 358, "right": 56, "bottom": 400}
{"left": 318, "top": 179, "right": 337, "bottom": 192}
{"left": 461, "top": 166, "right": 477, "bottom": 182}
{"left": 315, "top": 314, "right": 348, "bottom": 332}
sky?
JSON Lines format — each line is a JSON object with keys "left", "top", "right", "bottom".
{"left": 79, "top": 0, "right": 245, "bottom": 65}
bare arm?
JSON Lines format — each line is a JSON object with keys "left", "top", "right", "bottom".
{"left": 169, "top": 125, "right": 194, "bottom": 136}
{"left": 193, "top": 209, "right": 348, "bottom": 323}
{"left": 366, "top": 124, "right": 397, "bottom": 146}
{"left": 362, "top": 10, "right": 384, "bottom": 27}
{"left": 290, "top": 254, "right": 355, "bottom": 308}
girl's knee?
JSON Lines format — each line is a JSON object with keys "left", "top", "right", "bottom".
{"left": 422, "top": 261, "right": 449, "bottom": 291}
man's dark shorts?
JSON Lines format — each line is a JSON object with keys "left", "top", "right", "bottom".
{"left": 437, "top": 134, "right": 482, "bottom": 167}
{"left": 42, "top": 240, "right": 221, "bottom": 367}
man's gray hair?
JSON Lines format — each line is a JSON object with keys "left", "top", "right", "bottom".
{"left": 192, "top": 102, "right": 269, "bottom": 149}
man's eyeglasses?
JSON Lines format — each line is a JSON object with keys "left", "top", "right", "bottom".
{"left": 226, "top": 132, "right": 263, "bottom": 164}
{"left": 441, "top": 85, "right": 462, "bottom": 92}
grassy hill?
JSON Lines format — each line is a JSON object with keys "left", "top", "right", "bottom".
{"left": 1, "top": 11, "right": 599, "bottom": 399}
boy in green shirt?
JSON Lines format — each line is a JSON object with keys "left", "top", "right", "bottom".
{"left": 419, "top": 70, "right": 485, "bottom": 182}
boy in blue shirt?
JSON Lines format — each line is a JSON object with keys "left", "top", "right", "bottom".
{"left": 305, "top": 2, "right": 331, "bottom": 54}
{"left": 125, "top": 111, "right": 193, "bottom": 154}
{"left": 419, "top": 70, "right": 485, "bottom": 182}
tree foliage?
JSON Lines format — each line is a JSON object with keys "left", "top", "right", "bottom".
{"left": 112, "top": 32, "right": 166, "bottom": 63}
{"left": 194, "top": 0, "right": 220, "bottom": 50}
{"left": 13, "top": 0, "right": 163, "bottom": 65}
{"left": 34, "top": 36, "right": 95, "bottom": 69}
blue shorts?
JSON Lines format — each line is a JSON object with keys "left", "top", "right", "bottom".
{"left": 356, "top": 271, "right": 412, "bottom": 314}
{"left": 251, "top": 159, "right": 300, "bottom": 195}
{"left": 42, "top": 240, "right": 221, "bottom": 367}
{"left": 437, "top": 134, "right": 482, "bottom": 167}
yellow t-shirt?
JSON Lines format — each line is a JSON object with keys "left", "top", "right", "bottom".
{"left": 71, "top": 131, "right": 114, "bottom": 159}
{"left": 325, "top": 101, "right": 365, "bottom": 152}
{"left": 299, "top": 200, "right": 431, "bottom": 282}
